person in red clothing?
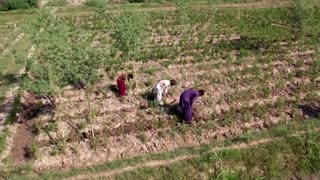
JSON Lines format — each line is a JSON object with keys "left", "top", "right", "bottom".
{"left": 117, "top": 73, "right": 133, "bottom": 96}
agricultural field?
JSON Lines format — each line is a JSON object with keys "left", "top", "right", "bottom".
{"left": 0, "top": 0, "right": 319, "bottom": 179}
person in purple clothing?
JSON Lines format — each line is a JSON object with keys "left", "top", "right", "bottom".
{"left": 179, "top": 89, "right": 205, "bottom": 124}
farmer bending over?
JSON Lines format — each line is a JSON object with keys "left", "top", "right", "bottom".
{"left": 179, "top": 89, "right": 204, "bottom": 124}
{"left": 153, "top": 80, "right": 177, "bottom": 105}
{"left": 117, "top": 73, "right": 133, "bottom": 97}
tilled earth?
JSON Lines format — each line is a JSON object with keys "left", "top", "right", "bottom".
{"left": 29, "top": 48, "right": 318, "bottom": 169}
{"left": 3, "top": 2, "right": 320, "bottom": 170}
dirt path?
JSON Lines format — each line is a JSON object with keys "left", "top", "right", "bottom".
{"left": 0, "top": 32, "right": 26, "bottom": 125}
{"left": 10, "top": 122, "right": 34, "bottom": 164}
{"left": 68, "top": 128, "right": 320, "bottom": 180}
{"left": 0, "top": 125, "right": 17, "bottom": 165}
{"left": 7, "top": 43, "right": 37, "bottom": 166}
{"left": 7, "top": 6, "right": 58, "bottom": 165}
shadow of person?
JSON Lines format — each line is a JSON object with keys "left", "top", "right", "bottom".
{"left": 23, "top": 147, "right": 32, "bottom": 159}
{"left": 140, "top": 90, "right": 155, "bottom": 101}
{"left": 108, "top": 84, "right": 119, "bottom": 96}
{"left": 0, "top": 73, "right": 18, "bottom": 86}
{"left": 162, "top": 103, "right": 184, "bottom": 123}
{"left": 17, "top": 92, "right": 56, "bottom": 124}
{"left": 139, "top": 90, "right": 158, "bottom": 109}
{"left": 298, "top": 104, "right": 320, "bottom": 118}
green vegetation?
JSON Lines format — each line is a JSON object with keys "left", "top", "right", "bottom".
{"left": 0, "top": 128, "right": 8, "bottom": 154}
{"left": 114, "top": 132, "right": 320, "bottom": 179}
{"left": 0, "top": 0, "right": 38, "bottom": 11}
{"left": 112, "top": 10, "right": 147, "bottom": 61}
{"left": 85, "top": 0, "right": 107, "bottom": 12}
{"left": 47, "top": 0, "right": 68, "bottom": 7}
{"left": 20, "top": 10, "right": 105, "bottom": 96}
{"left": 1, "top": 120, "right": 319, "bottom": 179}
{"left": 0, "top": 0, "right": 319, "bottom": 179}
{"left": 0, "top": 23, "right": 33, "bottom": 105}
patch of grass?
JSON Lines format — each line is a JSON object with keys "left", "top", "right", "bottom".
{"left": 43, "top": 121, "right": 58, "bottom": 132}
{"left": 26, "top": 141, "right": 38, "bottom": 159}
{"left": 5, "top": 95, "right": 21, "bottom": 124}
{"left": 177, "top": 123, "right": 189, "bottom": 135}
{"left": 216, "top": 169, "right": 241, "bottom": 180}
{"left": 231, "top": 132, "right": 253, "bottom": 143}
{"left": 302, "top": 133, "right": 320, "bottom": 171}
{"left": 85, "top": 0, "right": 106, "bottom": 9}
{"left": 0, "top": 33, "right": 30, "bottom": 107}
{"left": 47, "top": 0, "right": 68, "bottom": 6}
{"left": 114, "top": 130, "right": 320, "bottom": 179}
{"left": 137, "top": 132, "right": 148, "bottom": 142}
{"left": 90, "top": 138, "right": 103, "bottom": 150}
{"left": 0, "top": 128, "right": 9, "bottom": 154}
{"left": 270, "top": 125, "right": 291, "bottom": 137}
{"left": 0, "top": 0, "right": 38, "bottom": 11}
{"left": 142, "top": 67, "right": 161, "bottom": 75}
{"left": 144, "top": 78, "right": 153, "bottom": 87}
{"left": 151, "top": 118, "right": 160, "bottom": 128}
{"left": 148, "top": 99, "right": 159, "bottom": 108}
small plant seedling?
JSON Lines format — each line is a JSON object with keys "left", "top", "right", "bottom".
{"left": 142, "top": 67, "right": 161, "bottom": 75}
{"left": 149, "top": 99, "right": 159, "bottom": 108}
{"left": 77, "top": 122, "right": 86, "bottom": 130}
{"left": 158, "top": 130, "right": 166, "bottom": 139}
{"left": 152, "top": 118, "right": 161, "bottom": 129}
{"left": 45, "top": 122, "right": 58, "bottom": 132}
{"left": 29, "top": 141, "right": 38, "bottom": 159}
{"left": 178, "top": 123, "right": 189, "bottom": 135}
{"left": 137, "top": 133, "right": 148, "bottom": 143}
{"left": 145, "top": 78, "right": 153, "bottom": 87}
{"left": 90, "top": 138, "right": 102, "bottom": 150}
{"left": 137, "top": 122, "right": 145, "bottom": 132}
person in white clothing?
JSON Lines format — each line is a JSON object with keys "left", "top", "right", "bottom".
{"left": 153, "top": 79, "right": 177, "bottom": 105}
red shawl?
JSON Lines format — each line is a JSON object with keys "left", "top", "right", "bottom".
{"left": 117, "top": 75, "right": 126, "bottom": 96}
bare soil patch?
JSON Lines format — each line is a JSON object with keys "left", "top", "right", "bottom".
{"left": 10, "top": 122, "right": 33, "bottom": 164}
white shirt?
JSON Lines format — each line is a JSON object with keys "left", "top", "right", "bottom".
{"left": 155, "top": 80, "right": 171, "bottom": 94}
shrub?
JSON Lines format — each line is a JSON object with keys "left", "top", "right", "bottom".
{"left": 0, "top": 0, "right": 38, "bottom": 11}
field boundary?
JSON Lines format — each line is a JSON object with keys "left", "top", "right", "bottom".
{"left": 68, "top": 128, "right": 320, "bottom": 180}
{"left": 56, "top": 0, "right": 292, "bottom": 16}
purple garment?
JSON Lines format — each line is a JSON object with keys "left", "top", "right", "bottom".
{"left": 179, "top": 89, "right": 199, "bottom": 123}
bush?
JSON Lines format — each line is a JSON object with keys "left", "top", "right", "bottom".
{"left": 0, "top": 0, "right": 38, "bottom": 11}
